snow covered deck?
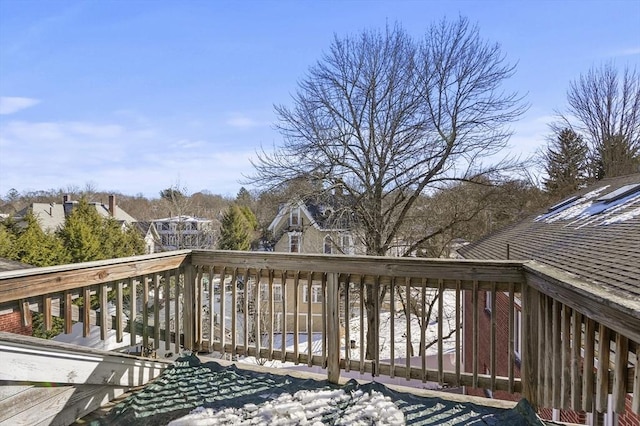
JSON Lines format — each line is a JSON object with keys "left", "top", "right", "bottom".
{"left": 0, "top": 250, "right": 638, "bottom": 424}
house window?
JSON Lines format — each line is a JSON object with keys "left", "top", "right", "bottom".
{"left": 168, "top": 235, "right": 177, "bottom": 247}
{"left": 303, "top": 285, "right": 323, "bottom": 303}
{"left": 289, "top": 234, "right": 301, "bottom": 253}
{"left": 323, "top": 235, "right": 333, "bottom": 254}
{"left": 340, "top": 234, "right": 352, "bottom": 254}
{"left": 290, "top": 207, "right": 300, "bottom": 227}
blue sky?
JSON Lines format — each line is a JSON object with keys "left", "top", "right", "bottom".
{"left": 1, "top": 0, "right": 639, "bottom": 199}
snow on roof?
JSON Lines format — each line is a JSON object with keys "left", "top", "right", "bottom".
{"left": 154, "top": 215, "right": 211, "bottom": 222}
{"left": 534, "top": 184, "right": 640, "bottom": 227}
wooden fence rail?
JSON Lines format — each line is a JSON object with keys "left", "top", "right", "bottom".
{"left": 0, "top": 250, "right": 637, "bottom": 417}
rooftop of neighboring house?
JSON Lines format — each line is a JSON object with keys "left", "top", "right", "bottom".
{"left": 14, "top": 194, "right": 136, "bottom": 233}
{"left": 0, "top": 257, "right": 31, "bottom": 272}
{"left": 268, "top": 194, "right": 355, "bottom": 233}
{"left": 153, "top": 215, "right": 212, "bottom": 223}
{"left": 459, "top": 173, "right": 640, "bottom": 298}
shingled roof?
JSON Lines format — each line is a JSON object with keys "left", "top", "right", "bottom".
{"left": 458, "top": 173, "right": 640, "bottom": 299}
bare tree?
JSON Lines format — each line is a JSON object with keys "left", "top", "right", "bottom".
{"left": 250, "top": 18, "right": 526, "bottom": 359}
{"left": 561, "top": 63, "right": 640, "bottom": 179}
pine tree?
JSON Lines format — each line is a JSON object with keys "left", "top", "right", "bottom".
{"left": 12, "top": 212, "right": 69, "bottom": 266}
{"left": 57, "top": 198, "right": 104, "bottom": 262}
{"left": 542, "top": 128, "right": 589, "bottom": 198}
{"left": 218, "top": 205, "right": 252, "bottom": 250}
{"left": 0, "top": 220, "right": 16, "bottom": 260}
{"left": 57, "top": 198, "right": 146, "bottom": 263}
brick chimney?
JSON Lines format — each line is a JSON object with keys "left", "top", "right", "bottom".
{"left": 63, "top": 194, "right": 70, "bottom": 203}
{"left": 108, "top": 195, "right": 116, "bottom": 217}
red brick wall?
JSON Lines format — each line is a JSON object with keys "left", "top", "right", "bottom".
{"left": 618, "top": 394, "right": 640, "bottom": 426}
{"left": 0, "top": 311, "right": 32, "bottom": 335}
{"left": 463, "top": 290, "right": 521, "bottom": 403}
{"left": 463, "top": 291, "right": 587, "bottom": 422}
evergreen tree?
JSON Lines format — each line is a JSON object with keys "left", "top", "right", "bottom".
{"left": 218, "top": 205, "right": 252, "bottom": 250}
{"left": 541, "top": 128, "right": 589, "bottom": 198}
{"left": 57, "top": 198, "right": 104, "bottom": 262}
{"left": 57, "top": 198, "right": 146, "bottom": 263}
{"left": 0, "top": 220, "right": 16, "bottom": 260}
{"left": 235, "top": 187, "right": 253, "bottom": 207}
{"left": 12, "top": 212, "right": 69, "bottom": 266}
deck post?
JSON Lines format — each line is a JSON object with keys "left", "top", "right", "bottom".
{"left": 522, "top": 281, "right": 539, "bottom": 409}
{"left": 327, "top": 272, "right": 340, "bottom": 384}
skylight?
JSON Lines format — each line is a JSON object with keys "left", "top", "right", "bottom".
{"left": 596, "top": 183, "right": 640, "bottom": 204}
{"left": 547, "top": 196, "right": 579, "bottom": 213}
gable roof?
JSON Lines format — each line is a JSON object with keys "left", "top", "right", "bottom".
{"left": 15, "top": 196, "right": 137, "bottom": 233}
{"left": 268, "top": 197, "right": 354, "bottom": 233}
{"left": 0, "top": 257, "right": 32, "bottom": 272}
{"left": 458, "top": 173, "right": 640, "bottom": 298}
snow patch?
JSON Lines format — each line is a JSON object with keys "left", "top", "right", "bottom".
{"left": 167, "top": 388, "right": 404, "bottom": 426}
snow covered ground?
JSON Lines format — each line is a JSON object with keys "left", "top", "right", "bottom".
{"left": 236, "top": 290, "right": 458, "bottom": 366}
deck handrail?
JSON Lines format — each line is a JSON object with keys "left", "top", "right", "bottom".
{"left": 0, "top": 249, "right": 637, "bottom": 417}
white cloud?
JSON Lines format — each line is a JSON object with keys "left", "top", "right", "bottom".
{"left": 0, "top": 118, "right": 257, "bottom": 198}
{"left": 0, "top": 97, "right": 41, "bottom": 115}
{"left": 226, "top": 114, "right": 270, "bottom": 129}
{"left": 613, "top": 47, "right": 640, "bottom": 57}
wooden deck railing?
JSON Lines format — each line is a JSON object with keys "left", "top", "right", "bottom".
{"left": 0, "top": 250, "right": 637, "bottom": 417}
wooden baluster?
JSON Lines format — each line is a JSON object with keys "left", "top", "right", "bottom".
{"left": 490, "top": 282, "right": 496, "bottom": 393}
{"left": 219, "top": 268, "right": 227, "bottom": 354}
{"left": 472, "top": 280, "right": 478, "bottom": 388}
{"left": 162, "top": 271, "right": 169, "bottom": 350}
{"left": 552, "top": 299, "right": 561, "bottom": 408}
{"left": 281, "top": 270, "right": 287, "bottom": 363}
{"left": 130, "top": 277, "right": 137, "bottom": 347}
{"left": 561, "top": 305, "right": 571, "bottom": 409}
{"left": 359, "top": 275, "right": 365, "bottom": 375}
{"left": 99, "top": 284, "right": 107, "bottom": 341}
{"left": 439, "top": 279, "right": 446, "bottom": 386}
{"left": 421, "top": 278, "right": 427, "bottom": 383}
{"left": 174, "top": 268, "right": 181, "bottom": 354}
{"left": 612, "top": 334, "right": 628, "bottom": 413}
{"left": 208, "top": 266, "right": 215, "bottom": 352}
{"left": 307, "top": 272, "right": 312, "bottom": 367}
{"left": 142, "top": 276, "right": 149, "bottom": 350}
{"left": 390, "top": 276, "right": 395, "bottom": 379}
{"left": 595, "top": 324, "right": 611, "bottom": 413}
{"left": 633, "top": 344, "right": 640, "bottom": 414}
{"left": 83, "top": 286, "right": 91, "bottom": 338}
{"left": 571, "top": 310, "right": 583, "bottom": 411}
{"left": 116, "top": 281, "right": 123, "bottom": 343}
{"left": 327, "top": 272, "right": 340, "bottom": 384}
{"left": 322, "top": 273, "right": 327, "bottom": 367}
{"left": 406, "top": 277, "right": 412, "bottom": 381}
{"left": 64, "top": 290, "right": 72, "bottom": 334}
{"left": 268, "top": 270, "right": 274, "bottom": 361}
{"left": 243, "top": 269, "right": 249, "bottom": 357}
{"left": 344, "top": 274, "right": 351, "bottom": 372}
{"left": 582, "top": 318, "right": 595, "bottom": 412}
{"left": 508, "top": 283, "right": 515, "bottom": 394}
{"left": 293, "top": 271, "right": 300, "bottom": 364}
